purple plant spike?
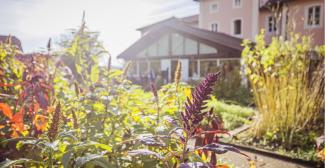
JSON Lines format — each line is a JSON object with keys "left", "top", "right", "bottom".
{"left": 180, "top": 72, "right": 221, "bottom": 135}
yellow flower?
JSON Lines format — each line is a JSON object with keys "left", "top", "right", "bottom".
{"left": 183, "top": 88, "right": 192, "bottom": 99}
{"left": 47, "top": 106, "right": 55, "bottom": 114}
{"left": 317, "top": 148, "right": 325, "bottom": 161}
{"left": 249, "top": 160, "right": 256, "bottom": 168}
{"left": 33, "top": 115, "right": 48, "bottom": 131}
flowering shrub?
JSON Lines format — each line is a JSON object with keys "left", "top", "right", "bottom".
{"left": 0, "top": 22, "right": 253, "bottom": 168}
{"left": 242, "top": 31, "right": 324, "bottom": 147}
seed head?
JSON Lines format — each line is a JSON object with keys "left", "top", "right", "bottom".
{"left": 48, "top": 102, "right": 61, "bottom": 142}
{"left": 123, "top": 61, "right": 132, "bottom": 76}
{"left": 174, "top": 60, "right": 182, "bottom": 87}
{"left": 181, "top": 72, "right": 221, "bottom": 136}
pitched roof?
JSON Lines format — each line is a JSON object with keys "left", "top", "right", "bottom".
{"left": 0, "top": 35, "right": 23, "bottom": 51}
{"left": 136, "top": 17, "right": 177, "bottom": 32}
{"left": 180, "top": 14, "right": 198, "bottom": 24}
{"left": 118, "top": 18, "right": 243, "bottom": 59}
{"left": 137, "top": 15, "right": 199, "bottom": 32}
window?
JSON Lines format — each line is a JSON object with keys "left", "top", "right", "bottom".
{"left": 267, "top": 16, "right": 277, "bottom": 32}
{"left": 220, "top": 60, "right": 240, "bottom": 72}
{"left": 233, "top": 0, "right": 242, "bottom": 8}
{"left": 200, "top": 60, "right": 219, "bottom": 77}
{"left": 128, "top": 61, "right": 138, "bottom": 76}
{"left": 211, "top": 23, "right": 218, "bottom": 32}
{"left": 189, "top": 60, "right": 198, "bottom": 77}
{"left": 233, "top": 19, "right": 242, "bottom": 35}
{"left": 306, "top": 5, "right": 322, "bottom": 27}
{"left": 150, "top": 61, "right": 161, "bottom": 75}
{"left": 209, "top": 2, "right": 218, "bottom": 13}
{"left": 139, "top": 61, "right": 148, "bottom": 75}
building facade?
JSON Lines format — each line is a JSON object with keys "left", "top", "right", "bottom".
{"left": 118, "top": 0, "right": 324, "bottom": 83}
{"left": 198, "top": 0, "right": 259, "bottom": 41}
{"left": 118, "top": 19, "right": 242, "bottom": 82}
{"left": 198, "top": 0, "right": 324, "bottom": 45}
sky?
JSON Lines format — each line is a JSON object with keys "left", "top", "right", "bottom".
{"left": 0, "top": 0, "right": 198, "bottom": 65}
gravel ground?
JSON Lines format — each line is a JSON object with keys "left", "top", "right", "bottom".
{"left": 219, "top": 151, "right": 314, "bottom": 168}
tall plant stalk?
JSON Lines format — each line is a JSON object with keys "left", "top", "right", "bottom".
{"left": 242, "top": 32, "right": 325, "bottom": 146}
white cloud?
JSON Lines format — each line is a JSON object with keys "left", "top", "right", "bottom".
{"left": 0, "top": 0, "right": 198, "bottom": 65}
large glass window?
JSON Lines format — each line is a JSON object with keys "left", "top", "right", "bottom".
{"left": 128, "top": 61, "right": 138, "bottom": 76}
{"left": 150, "top": 61, "right": 161, "bottom": 75}
{"left": 157, "top": 34, "right": 169, "bottom": 56}
{"left": 189, "top": 60, "right": 198, "bottom": 77}
{"left": 171, "top": 33, "right": 183, "bottom": 55}
{"left": 200, "top": 60, "right": 219, "bottom": 77}
{"left": 220, "top": 60, "right": 240, "bottom": 73}
{"left": 139, "top": 61, "right": 149, "bottom": 75}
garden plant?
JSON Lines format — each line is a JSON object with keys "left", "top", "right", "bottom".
{"left": 0, "top": 20, "right": 255, "bottom": 168}
{"left": 242, "top": 31, "right": 325, "bottom": 159}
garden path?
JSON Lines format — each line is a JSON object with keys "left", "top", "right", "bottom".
{"left": 219, "top": 124, "right": 315, "bottom": 168}
{"left": 219, "top": 150, "right": 313, "bottom": 168}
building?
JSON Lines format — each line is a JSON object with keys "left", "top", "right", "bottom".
{"left": 259, "top": 0, "right": 324, "bottom": 45}
{"left": 198, "top": 0, "right": 259, "bottom": 41}
{"left": 198, "top": 0, "right": 324, "bottom": 45}
{"left": 118, "top": 0, "right": 324, "bottom": 83}
{"left": 118, "top": 18, "right": 242, "bottom": 82}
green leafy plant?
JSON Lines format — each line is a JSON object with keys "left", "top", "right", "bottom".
{"left": 242, "top": 31, "right": 324, "bottom": 147}
{"left": 213, "top": 65, "right": 253, "bottom": 106}
{"left": 0, "top": 17, "right": 255, "bottom": 168}
{"left": 206, "top": 96, "right": 256, "bottom": 130}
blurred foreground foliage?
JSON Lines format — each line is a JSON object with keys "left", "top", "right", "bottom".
{"left": 241, "top": 31, "right": 324, "bottom": 160}
{"left": 0, "top": 20, "right": 255, "bottom": 168}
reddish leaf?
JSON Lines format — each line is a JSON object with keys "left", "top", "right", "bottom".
{"left": 10, "top": 130, "right": 19, "bottom": 138}
{"left": 11, "top": 108, "right": 25, "bottom": 133}
{"left": 210, "top": 152, "right": 217, "bottom": 166}
{"left": 40, "top": 83, "right": 52, "bottom": 91}
{"left": 199, "top": 130, "right": 230, "bottom": 136}
{"left": 29, "top": 102, "right": 40, "bottom": 115}
{"left": 11, "top": 122, "right": 24, "bottom": 134}
{"left": 0, "top": 83, "right": 19, "bottom": 87}
{"left": 0, "top": 103, "right": 13, "bottom": 119}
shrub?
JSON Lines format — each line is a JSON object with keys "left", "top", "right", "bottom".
{"left": 213, "top": 66, "right": 253, "bottom": 106}
{"left": 242, "top": 31, "right": 325, "bottom": 147}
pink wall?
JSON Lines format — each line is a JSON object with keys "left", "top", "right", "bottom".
{"left": 259, "top": 0, "right": 324, "bottom": 46}
{"left": 199, "top": 0, "right": 324, "bottom": 46}
{"left": 199, "top": 0, "right": 258, "bottom": 41}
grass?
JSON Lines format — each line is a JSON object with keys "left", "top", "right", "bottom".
{"left": 206, "top": 96, "right": 256, "bottom": 130}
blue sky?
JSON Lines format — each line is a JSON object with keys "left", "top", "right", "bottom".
{"left": 0, "top": 0, "right": 198, "bottom": 65}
